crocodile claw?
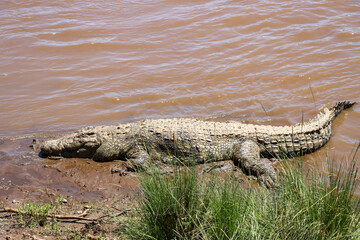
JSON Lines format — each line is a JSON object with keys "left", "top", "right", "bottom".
{"left": 258, "top": 171, "right": 278, "bottom": 188}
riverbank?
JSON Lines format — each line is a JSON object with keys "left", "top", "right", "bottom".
{"left": 0, "top": 136, "right": 359, "bottom": 239}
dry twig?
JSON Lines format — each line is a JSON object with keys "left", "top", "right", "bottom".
{"left": 0, "top": 208, "right": 95, "bottom": 221}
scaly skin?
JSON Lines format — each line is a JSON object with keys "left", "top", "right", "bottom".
{"left": 40, "top": 101, "right": 355, "bottom": 187}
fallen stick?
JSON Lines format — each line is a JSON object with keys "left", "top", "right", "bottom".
{"left": 0, "top": 208, "right": 96, "bottom": 221}
{"left": 96, "top": 208, "right": 132, "bottom": 220}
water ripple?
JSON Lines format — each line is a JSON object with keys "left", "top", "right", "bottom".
{"left": 0, "top": 0, "right": 358, "bottom": 147}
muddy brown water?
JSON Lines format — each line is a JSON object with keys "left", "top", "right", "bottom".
{"left": 0, "top": 0, "right": 359, "bottom": 202}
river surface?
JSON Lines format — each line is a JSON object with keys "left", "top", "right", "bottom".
{"left": 0, "top": 0, "right": 359, "bottom": 198}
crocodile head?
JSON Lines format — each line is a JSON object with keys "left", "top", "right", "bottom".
{"left": 40, "top": 127, "right": 102, "bottom": 159}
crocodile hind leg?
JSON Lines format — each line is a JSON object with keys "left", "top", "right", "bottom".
{"left": 234, "top": 139, "right": 277, "bottom": 188}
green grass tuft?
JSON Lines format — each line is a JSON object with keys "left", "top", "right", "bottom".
{"left": 123, "top": 147, "right": 360, "bottom": 239}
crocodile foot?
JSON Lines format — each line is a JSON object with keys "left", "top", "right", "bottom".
{"left": 251, "top": 159, "right": 278, "bottom": 188}
{"left": 234, "top": 139, "right": 278, "bottom": 188}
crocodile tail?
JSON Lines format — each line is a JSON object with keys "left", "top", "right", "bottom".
{"left": 329, "top": 101, "right": 356, "bottom": 118}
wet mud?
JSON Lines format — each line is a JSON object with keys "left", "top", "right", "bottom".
{"left": 0, "top": 136, "right": 139, "bottom": 205}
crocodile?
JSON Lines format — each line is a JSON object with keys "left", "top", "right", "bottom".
{"left": 40, "top": 101, "right": 355, "bottom": 187}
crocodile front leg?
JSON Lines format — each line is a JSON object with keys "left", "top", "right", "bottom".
{"left": 124, "top": 148, "right": 152, "bottom": 172}
{"left": 92, "top": 138, "right": 124, "bottom": 162}
{"left": 234, "top": 139, "right": 277, "bottom": 188}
